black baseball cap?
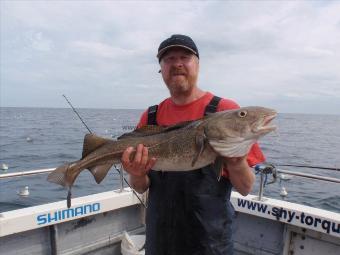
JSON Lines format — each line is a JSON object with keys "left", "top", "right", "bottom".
{"left": 157, "top": 34, "right": 199, "bottom": 62}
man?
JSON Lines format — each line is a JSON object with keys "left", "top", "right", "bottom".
{"left": 122, "top": 34, "right": 265, "bottom": 255}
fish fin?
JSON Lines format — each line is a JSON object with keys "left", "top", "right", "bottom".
{"left": 191, "top": 131, "right": 207, "bottom": 167}
{"left": 47, "top": 162, "right": 77, "bottom": 187}
{"left": 82, "top": 133, "right": 111, "bottom": 159}
{"left": 163, "top": 120, "right": 199, "bottom": 132}
{"left": 118, "top": 120, "right": 201, "bottom": 140}
{"left": 88, "top": 162, "right": 114, "bottom": 184}
{"left": 212, "top": 157, "right": 224, "bottom": 181}
{"left": 118, "top": 125, "right": 166, "bottom": 139}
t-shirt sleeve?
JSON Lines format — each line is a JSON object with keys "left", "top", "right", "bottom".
{"left": 136, "top": 110, "right": 148, "bottom": 129}
{"left": 217, "top": 98, "right": 266, "bottom": 178}
{"left": 217, "top": 98, "right": 240, "bottom": 111}
{"left": 247, "top": 143, "right": 265, "bottom": 166}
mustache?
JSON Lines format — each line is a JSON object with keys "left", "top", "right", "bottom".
{"left": 170, "top": 68, "right": 186, "bottom": 75}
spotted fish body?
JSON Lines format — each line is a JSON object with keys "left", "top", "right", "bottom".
{"left": 47, "top": 106, "right": 277, "bottom": 207}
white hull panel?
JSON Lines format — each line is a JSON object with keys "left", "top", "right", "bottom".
{"left": 0, "top": 190, "right": 339, "bottom": 255}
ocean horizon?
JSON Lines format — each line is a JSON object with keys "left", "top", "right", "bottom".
{"left": 0, "top": 107, "right": 339, "bottom": 213}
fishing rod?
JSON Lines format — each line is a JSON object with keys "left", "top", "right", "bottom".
{"left": 274, "top": 164, "right": 339, "bottom": 172}
{"left": 62, "top": 94, "right": 92, "bottom": 134}
{"left": 62, "top": 94, "right": 147, "bottom": 208}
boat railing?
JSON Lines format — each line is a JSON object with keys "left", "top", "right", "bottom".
{"left": 0, "top": 168, "right": 56, "bottom": 179}
{"left": 0, "top": 165, "right": 147, "bottom": 208}
{"left": 254, "top": 163, "right": 340, "bottom": 201}
{"left": 1, "top": 164, "right": 339, "bottom": 203}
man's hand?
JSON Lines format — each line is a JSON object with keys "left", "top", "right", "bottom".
{"left": 224, "top": 155, "right": 255, "bottom": 196}
{"left": 121, "top": 144, "right": 156, "bottom": 193}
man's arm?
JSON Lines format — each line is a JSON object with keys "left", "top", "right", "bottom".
{"left": 121, "top": 144, "right": 156, "bottom": 194}
{"left": 224, "top": 155, "right": 255, "bottom": 196}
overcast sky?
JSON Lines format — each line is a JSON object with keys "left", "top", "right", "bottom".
{"left": 1, "top": 1, "right": 340, "bottom": 114}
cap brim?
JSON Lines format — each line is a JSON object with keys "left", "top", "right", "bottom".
{"left": 157, "top": 45, "right": 197, "bottom": 59}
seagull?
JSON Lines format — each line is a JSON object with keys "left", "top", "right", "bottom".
{"left": 1, "top": 163, "right": 8, "bottom": 171}
{"left": 18, "top": 186, "right": 30, "bottom": 197}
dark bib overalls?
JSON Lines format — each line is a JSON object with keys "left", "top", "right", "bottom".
{"left": 145, "top": 96, "right": 235, "bottom": 255}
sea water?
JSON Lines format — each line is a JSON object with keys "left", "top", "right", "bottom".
{"left": 0, "top": 107, "right": 339, "bottom": 213}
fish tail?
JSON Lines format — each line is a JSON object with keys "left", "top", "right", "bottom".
{"left": 47, "top": 161, "right": 78, "bottom": 187}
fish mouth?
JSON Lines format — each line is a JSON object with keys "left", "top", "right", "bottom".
{"left": 253, "top": 113, "right": 277, "bottom": 134}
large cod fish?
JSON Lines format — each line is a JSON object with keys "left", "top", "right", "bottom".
{"left": 48, "top": 106, "right": 276, "bottom": 207}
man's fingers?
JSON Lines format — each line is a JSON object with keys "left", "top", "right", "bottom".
{"left": 122, "top": 147, "right": 134, "bottom": 166}
{"left": 121, "top": 144, "right": 155, "bottom": 177}
{"left": 133, "top": 144, "right": 143, "bottom": 164}
{"left": 145, "top": 157, "right": 157, "bottom": 171}
{"left": 141, "top": 146, "right": 149, "bottom": 166}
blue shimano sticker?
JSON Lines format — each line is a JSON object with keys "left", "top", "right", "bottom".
{"left": 37, "top": 203, "right": 100, "bottom": 225}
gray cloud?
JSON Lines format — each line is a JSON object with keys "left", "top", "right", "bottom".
{"left": 1, "top": 1, "right": 340, "bottom": 114}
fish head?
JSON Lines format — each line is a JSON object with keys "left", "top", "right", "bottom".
{"left": 205, "top": 106, "right": 277, "bottom": 157}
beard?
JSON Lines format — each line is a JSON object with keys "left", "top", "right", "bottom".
{"left": 166, "top": 79, "right": 194, "bottom": 97}
{"left": 165, "top": 68, "right": 197, "bottom": 97}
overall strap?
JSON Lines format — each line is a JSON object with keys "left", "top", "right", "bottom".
{"left": 147, "top": 105, "right": 158, "bottom": 125}
{"left": 148, "top": 95, "right": 221, "bottom": 125}
{"left": 204, "top": 95, "right": 222, "bottom": 115}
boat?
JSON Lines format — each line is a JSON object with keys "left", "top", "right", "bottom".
{"left": 0, "top": 165, "right": 339, "bottom": 255}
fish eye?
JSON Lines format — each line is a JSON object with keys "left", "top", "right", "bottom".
{"left": 238, "top": 110, "right": 247, "bottom": 118}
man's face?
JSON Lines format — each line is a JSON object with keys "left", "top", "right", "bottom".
{"left": 159, "top": 48, "right": 199, "bottom": 97}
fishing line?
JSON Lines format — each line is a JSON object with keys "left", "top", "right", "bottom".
{"left": 62, "top": 94, "right": 147, "bottom": 208}
{"left": 113, "top": 164, "right": 147, "bottom": 208}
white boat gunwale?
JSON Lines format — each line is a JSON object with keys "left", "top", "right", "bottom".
{"left": 0, "top": 189, "right": 339, "bottom": 238}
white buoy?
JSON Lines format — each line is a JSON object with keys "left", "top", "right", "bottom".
{"left": 280, "top": 186, "right": 288, "bottom": 197}
{"left": 18, "top": 186, "right": 30, "bottom": 197}
{"left": 26, "top": 137, "right": 33, "bottom": 142}
{"left": 1, "top": 163, "right": 8, "bottom": 171}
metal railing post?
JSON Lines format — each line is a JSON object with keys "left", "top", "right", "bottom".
{"left": 119, "top": 166, "right": 124, "bottom": 192}
{"left": 258, "top": 171, "right": 265, "bottom": 201}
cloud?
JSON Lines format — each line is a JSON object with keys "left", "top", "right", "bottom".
{"left": 70, "top": 40, "right": 136, "bottom": 59}
{"left": 1, "top": 1, "right": 340, "bottom": 114}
